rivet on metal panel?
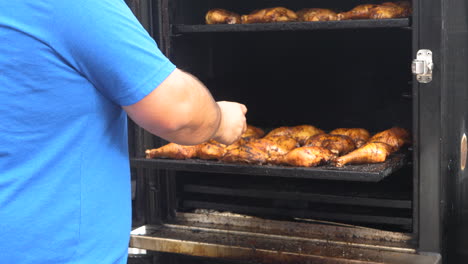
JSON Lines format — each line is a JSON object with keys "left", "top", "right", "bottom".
{"left": 461, "top": 134, "right": 467, "bottom": 171}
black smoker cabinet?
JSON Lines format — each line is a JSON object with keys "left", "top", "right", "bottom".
{"left": 126, "top": 0, "right": 468, "bottom": 263}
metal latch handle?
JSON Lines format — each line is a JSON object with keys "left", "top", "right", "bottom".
{"left": 412, "top": 49, "right": 433, "bottom": 83}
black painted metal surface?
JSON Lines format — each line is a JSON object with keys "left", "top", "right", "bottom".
{"left": 440, "top": 0, "right": 468, "bottom": 263}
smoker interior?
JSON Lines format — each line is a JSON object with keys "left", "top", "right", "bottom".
{"left": 165, "top": 23, "right": 414, "bottom": 230}
{"left": 171, "top": 29, "right": 412, "bottom": 131}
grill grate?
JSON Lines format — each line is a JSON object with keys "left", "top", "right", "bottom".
{"left": 132, "top": 151, "right": 408, "bottom": 182}
{"left": 172, "top": 18, "right": 411, "bottom": 34}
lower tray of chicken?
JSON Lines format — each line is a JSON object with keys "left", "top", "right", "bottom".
{"left": 145, "top": 125, "right": 411, "bottom": 168}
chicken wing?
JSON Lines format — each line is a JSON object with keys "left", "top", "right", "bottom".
{"left": 329, "top": 128, "right": 370, "bottom": 148}
{"left": 297, "top": 8, "right": 338, "bottom": 22}
{"left": 280, "top": 146, "right": 336, "bottom": 167}
{"left": 304, "top": 134, "right": 356, "bottom": 156}
{"left": 334, "top": 142, "right": 393, "bottom": 167}
{"left": 369, "top": 127, "right": 411, "bottom": 152}
{"left": 337, "top": 4, "right": 379, "bottom": 20}
{"left": 145, "top": 143, "right": 199, "bottom": 160}
{"left": 241, "top": 7, "right": 298, "bottom": 24}
{"left": 265, "top": 125, "right": 324, "bottom": 145}
{"left": 205, "top": 9, "right": 241, "bottom": 24}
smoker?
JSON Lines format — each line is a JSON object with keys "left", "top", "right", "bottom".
{"left": 125, "top": 0, "right": 468, "bottom": 263}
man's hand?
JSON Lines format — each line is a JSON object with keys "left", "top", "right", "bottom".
{"left": 212, "top": 101, "right": 248, "bottom": 145}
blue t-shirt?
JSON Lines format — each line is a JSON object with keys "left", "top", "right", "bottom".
{"left": 0, "top": 0, "right": 175, "bottom": 263}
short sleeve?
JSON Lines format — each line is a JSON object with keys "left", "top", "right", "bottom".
{"left": 50, "top": 0, "right": 176, "bottom": 106}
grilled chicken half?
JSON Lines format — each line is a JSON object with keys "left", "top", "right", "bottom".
{"left": 329, "top": 128, "right": 370, "bottom": 148}
{"left": 304, "top": 134, "right": 356, "bottom": 156}
{"left": 241, "top": 7, "right": 298, "bottom": 24}
{"left": 297, "top": 8, "right": 338, "bottom": 21}
{"left": 205, "top": 9, "right": 241, "bottom": 24}
{"left": 280, "top": 146, "right": 336, "bottom": 167}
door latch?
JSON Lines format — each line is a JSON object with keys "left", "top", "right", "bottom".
{"left": 412, "top": 49, "right": 433, "bottom": 83}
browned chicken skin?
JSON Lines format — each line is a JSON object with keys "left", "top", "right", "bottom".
{"left": 280, "top": 146, "right": 336, "bottom": 167}
{"left": 241, "top": 7, "right": 298, "bottom": 24}
{"left": 394, "top": 1, "right": 413, "bottom": 16}
{"left": 369, "top": 3, "right": 407, "bottom": 19}
{"left": 338, "top": 2, "right": 412, "bottom": 20}
{"left": 197, "top": 140, "right": 230, "bottom": 160}
{"left": 205, "top": 9, "right": 241, "bottom": 24}
{"left": 369, "top": 127, "right": 411, "bottom": 152}
{"left": 221, "top": 144, "right": 268, "bottom": 164}
{"left": 223, "top": 136, "right": 298, "bottom": 165}
{"left": 334, "top": 142, "right": 393, "bottom": 167}
{"left": 377, "top": 1, "right": 412, "bottom": 17}
{"left": 242, "top": 125, "right": 266, "bottom": 139}
{"left": 337, "top": 4, "right": 379, "bottom": 20}
{"left": 329, "top": 128, "right": 371, "bottom": 148}
{"left": 145, "top": 143, "right": 199, "bottom": 160}
{"left": 304, "top": 134, "right": 356, "bottom": 156}
{"left": 146, "top": 125, "right": 264, "bottom": 161}
{"left": 265, "top": 125, "right": 324, "bottom": 145}
{"left": 296, "top": 8, "right": 338, "bottom": 21}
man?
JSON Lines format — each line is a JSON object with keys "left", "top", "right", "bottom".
{"left": 0, "top": 0, "right": 247, "bottom": 263}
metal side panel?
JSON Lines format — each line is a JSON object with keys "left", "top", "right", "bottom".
{"left": 130, "top": 213, "right": 440, "bottom": 264}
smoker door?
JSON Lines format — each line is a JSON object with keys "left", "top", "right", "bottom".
{"left": 415, "top": 0, "right": 468, "bottom": 263}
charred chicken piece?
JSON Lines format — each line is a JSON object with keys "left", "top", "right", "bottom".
{"left": 369, "top": 127, "right": 411, "bottom": 152}
{"left": 222, "top": 136, "right": 298, "bottom": 165}
{"left": 205, "top": 9, "right": 241, "bottom": 24}
{"left": 304, "top": 134, "right": 356, "bottom": 156}
{"left": 329, "top": 128, "right": 371, "bottom": 148}
{"left": 337, "top": 4, "right": 379, "bottom": 20}
{"left": 334, "top": 142, "right": 393, "bottom": 167}
{"left": 241, "top": 7, "right": 298, "bottom": 24}
{"left": 297, "top": 8, "right": 338, "bottom": 22}
{"left": 265, "top": 125, "right": 325, "bottom": 146}
{"left": 145, "top": 143, "right": 199, "bottom": 160}
{"left": 280, "top": 146, "right": 336, "bottom": 167}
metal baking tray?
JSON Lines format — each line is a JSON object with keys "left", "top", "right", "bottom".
{"left": 172, "top": 18, "right": 411, "bottom": 34}
{"left": 130, "top": 151, "right": 409, "bottom": 182}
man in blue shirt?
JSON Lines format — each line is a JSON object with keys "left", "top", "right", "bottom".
{"left": 0, "top": 0, "right": 247, "bottom": 263}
